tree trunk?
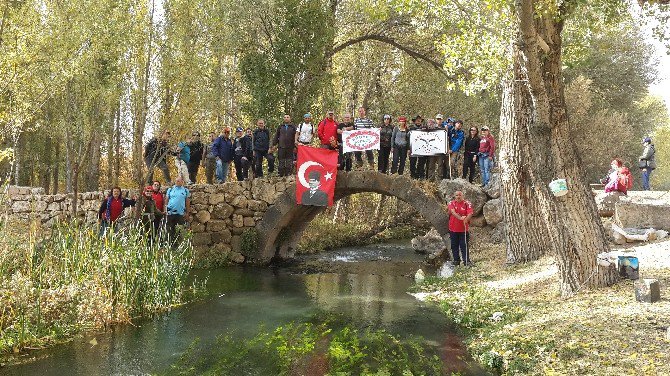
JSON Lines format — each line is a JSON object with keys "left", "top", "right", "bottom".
{"left": 85, "top": 128, "right": 103, "bottom": 192}
{"left": 513, "top": 0, "right": 617, "bottom": 295}
{"left": 52, "top": 140, "right": 60, "bottom": 194}
{"left": 114, "top": 104, "right": 121, "bottom": 187}
{"left": 498, "top": 49, "right": 551, "bottom": 263}
{"left": 41, "top": 134, "right": 52, "bottom": 193}
{"left": 106, "top": 105, "right": 116, "bottom": 187}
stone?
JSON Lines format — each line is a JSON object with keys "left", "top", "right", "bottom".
{"left": 11, "top": 200, "right": 31, "bottom": 213}
{"left": 411, "top": 228, "right": 447, "bottom": 256}
{"left": 635, "top": 279, "right": 661, "bottom": 303}
{"left": 212, "top": 203, "right": 235, "bottom": 220}
{"left": 491, "top": 222, "right": 506, "bottom": 244}
{"left": 207, "top": 220, "right": 227, "bottom": 232}
{"left": 195, "top": 210, "right": 211, "bottom": 223}
{"left": 212, "top": 230, "right": 232, "bottom": 244}
{"left": 233, "top": 208, "right": 255, "bottom": 217}
{"left": 191, "top": 232, "right": 212, "bottom": 246}
{"left": 209, "top": 193, "right": 226, "bottom": 205}
{"left": 230, "top": 195, "right": 248, "bottom": 208}
{"left": 231, "top": 227, "right": 245, "bottom": 235}
{"left": 213, "top": 243, "right": 232, "bottom": 255}
{"left": 615, "top": 200, "right": 670, "bottom": 231}
{"left": 221, "top": 182, "right": 245, "bottom": 196}
{"left": 231, "top": 235, "right": 241, "bottom": 253}
{"left": 251, "top": 183, "right": 278, "bottom": 204}
{"left": 594, "top": 191, "right": 622, "bottom": 217}
{"left": 437, "top": 178, "right": 488, "bottom": 215}
{"left": 232, "top": 214, "right": 244, "bottom": 228}
{"left": 470, "top": 215, "right": 487, "bottom": 227}
{"left": 483, "top": 199, "right": 503, "bottom": 226}
{"left": 229, "top": 252, "right": 245, "bottom": 264}
{"left": 484, "top": 173, "right": 500, "bottom": 199}
{"left": 190, "top": 221, "right": 206, "bottom": 233}
{"left": 247, "top": 200, "right": 268, "bottom": 212}
{"left": 243, "top": 217, "right": 255, "bottom": 227}
{"left": 33, "top": 200, "right": 48, "bottom": 212}
{"left": 190, "top": 192, "right": 208, "bottom": 205}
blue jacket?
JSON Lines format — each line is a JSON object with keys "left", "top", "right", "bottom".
{"left": 213, "top": 136, "right": 234, "bottom": 162}
{"left": 177, "top": 141, "right": 191, "bottom": 163}
{"left": 448, "top": 125, "right": 465, "bottom": 152}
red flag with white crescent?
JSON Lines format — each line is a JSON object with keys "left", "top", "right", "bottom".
{"left": 296, "top": 145, "right": 338, "bottom": 207}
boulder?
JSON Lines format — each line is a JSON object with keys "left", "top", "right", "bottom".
{"left": 437, "top": 178, "right": 488, "bottom": 215}
{"left": 212, "top": 229, "right": 232, "bottom": 244}
{"left": 232, "top": 214, "right": 244, "bottom": 228}
{"left": 484, "top": 173, "right": 500, "bottom": 199}
{"left": 251, "top": 183, "right": 279, "bottom": 204}
{"left": 206, "top": 220, "right": 227, "bottom": 232}
{"left": 594, "top": 191, "right": 622, "bottom": 217}
{"left": 11, "top": 200, "right": 31, "bottom": 213}
{"left": 195, "top": 210, "right": 211, "bottom": 223}
{"left": 635, "top": 279, "right": 661, "bottom": 303}
{"left": 411, "top": 228, "right": 447, "bottom": 257}
{"left": 191, "top": 233, "right": 212, "bottom": 246}
{"left": 483, "top": 199, "right": 503, "bottom": 226}
{"left": 615, "top": 200, "right": 670, "bottom": 231}
{"left": 490, "top": 222, "right": 506, "bottom": 244}
{"left": 243, "top": 217, "right": 255, "bottom": 227}
{"left": 470, "top": 215, "right": 487, "bottom": 228}
{"left": 212, "top": 203, "right": 235, "bottom": 220}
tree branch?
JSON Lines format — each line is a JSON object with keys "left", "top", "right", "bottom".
{"left": 331, "top": 34, "right": 455, "bottom": 80}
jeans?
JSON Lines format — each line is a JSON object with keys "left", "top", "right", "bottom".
{"left": 462, "top": 153, "right": 477, "bottom": 182}
{"left": 216, "top": 159, "right": 230, "bottom": 183}
{"left": 450, "top": 231, "right": 470, "bottom": 264}
{"left": 642, "top": 169, "right": 651, "bottom": 190}
{"left": 234, "top": 156, "right": 250, "bottom": 181}
{"left": 204, "top": 157, "right": 216, "bottom": 184}
{"left": 145, "top": 156, "right": 171, "bottom": 185}
{"left": 478, "top": 153, "right": 492, "bottom": 186}
{"left": 254, "top": 150, "right": 275, "bottom": 177}
{"left": 378, "top": 146, "right": 391, "bottom": 173}
{"left": 391, "top": 145, "right": 408, "bottom": 175}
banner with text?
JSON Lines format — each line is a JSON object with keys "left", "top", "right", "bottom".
{"left": 342, "top": 128, "right": 381, "bottom": 153}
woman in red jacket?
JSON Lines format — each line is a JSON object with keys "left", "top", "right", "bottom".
{"left": 98, "top": 187, "right": 136, "bottom": 236}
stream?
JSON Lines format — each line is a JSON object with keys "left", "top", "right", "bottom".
{"left": 4, "top": 241, "right": 486, "bottom": 375}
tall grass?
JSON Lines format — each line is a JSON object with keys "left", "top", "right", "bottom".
{"left": 0, "top": 219, "right": 196, "bottom": 354}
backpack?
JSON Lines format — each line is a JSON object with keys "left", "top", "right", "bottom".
{"left": 617, "top": 167, "right": 633, "bottom": 190}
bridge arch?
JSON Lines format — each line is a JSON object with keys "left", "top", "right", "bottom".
{"left": 251, "top": 171, "right": 451, "bottom": 263}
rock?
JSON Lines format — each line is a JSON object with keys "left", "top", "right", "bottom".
{"left": 229, "top": 252, "right": 245, "bottom": 264}
{"left": 190, "top": 192, "right": 208, "bottom": 205}
{"left": 437, "top": 178, "right": 488, "bottom": 215}
{"left": 247, "top": 200, "right": 268, "bottom": 212}
{"left": 233, "top": 208, "right": 255, "bottom": 217}
{"left": 195, "top": 210, "right": 211, "bottom": 223}
{"left": 232, "top": 214, "right": 244, "bottom": 228}
{"left": 251, "top": 182, "right": 278, "bottom": 204}
{"left": 615, "top": 200, "right": 670, "bottom": 231}
{"left": 483, "top": 199, "right": 503, "bottom": 226}
{"left": 635, "top": 279, "right": 661, "bottom": 303}
{"left": 612, "top": 229, "right": 627, "bottom": 245}
{"left": 414, "top": 269, "right": 425, "bottom": 283}
{"left": 190, "top": 221, "right": 205, "bottom": 233}
{"left": 191, "top": 233, "right": 212, "bottom": 246}
{"left": 484, "top": 173, "right": 500, "bottom": 199}
{"left": 212, "top": 203, "right": 235, "bottom": 220}
{"left": 470, "top": 215, "right": 487, "bottom": 227}
{"left": 207, "top": 220, "right": 227, "bottom": 232}
{"left": 243, "top": 217, "right": 255, "bottom": 227}
{"left": 212, "top": 230, "right": 232, "bottom": 244}
{"left": 491, "top": 222, "right": 506, "bottom": 244}
{"left": 411, "top": 228, "right": 447, "bottom": 256}
{"left": 11, "top": 201, "right": 31, "bottom": 213}
{"left": 230, "top": 195, "right": 248, "bottom": 208}
{"left": 231, "top": 235, "right": 241, "bottom": 253}
{"left": 437, "top": 263, "right": 454, "bottom": 279}
{"left": 594, "top": 191, "right": 622, "bottom": 217}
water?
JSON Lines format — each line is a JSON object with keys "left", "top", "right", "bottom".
{"left": 3, "top": 242, "right": 484, "bottom": 375}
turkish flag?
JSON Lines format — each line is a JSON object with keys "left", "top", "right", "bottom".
{"left": 296, "top": 145, "right": 338, "bottom": 207}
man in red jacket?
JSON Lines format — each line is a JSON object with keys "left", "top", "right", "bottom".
{"left": 448, "top": 190, "right": 474, "bottom": 266}
{"left": 318, "top": 110, "right": 339, "bottom": 150}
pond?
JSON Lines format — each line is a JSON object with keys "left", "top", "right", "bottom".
{"left": 4, "top": 241, "right": 486, "bottom": 375}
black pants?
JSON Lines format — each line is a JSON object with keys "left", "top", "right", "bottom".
{"left": 166, "top": 214, "right": 185, "bottom": 243}
{"left": 462, "top": 153, "right": 477, "bottom": 182}
{"left": 450, "top": 231, "right": 470, "bottom": 264}
{"left": 187, "top": 160, "right": 201, "bottom": 183}
{"left": 277, "top": 147, "right": 294, "bottom": 176}
{"left": 234, "top": 155, "right": 250, "bottom": 181}
{"left": 254, "top": 150, "right": 275, "bottom": 177}
{"left": 378, "top": 146, "right": 391, "bottom": 173}
{"left": 391, "top": 146, "right": 408, "bottom": 175}
{"left": 338, "top": 145, "right": 352, "bottom": 172}
{"left": 355, "top": 150, "right": 374, "bottom": 166}
{"left": 409, "top": 156, "right": 418, "bottom": 178}
{"left": 145, "top": 156, "right": 171, "bottom": 185}
{"left": 416, "top": 157, "right": 428, "bottom": 179}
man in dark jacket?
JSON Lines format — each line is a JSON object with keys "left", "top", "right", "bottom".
{"left": 272, "top": 114, "right": 297, "bottom": 177}
{"left": 409, "top": 115, "right": 423, "bottom": 179}
{"left": 378, "top": 115, "right": 394, "bottom": 174}
{"left": 233, "top": 127, "right": 253, "bottom": 181}
{"left": 213, "top": 127, "right": 235, "bottom": 183}
{"left": 337, "top": 113, "right": 355, "bottom": 171}
{"left": 445, "top": 120, "right": 465, "bottom": 179}
{"left": 639, "top": 137, "right": 656, "bottom": 190}
{"left": 144, "top": 130, "right": 171, "bottom": 185}
{"left": 253, "top": 119, "right": 274, "bottom": 178}
{"left": 187, "top": 132, "right": 204, "bottom": 183}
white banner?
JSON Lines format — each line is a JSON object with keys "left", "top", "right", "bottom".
{"left": 342, "top": 128, "right": 381, "bottom": 153}
{"left": 410, "top": 129, "right": 448, "bottom": 156}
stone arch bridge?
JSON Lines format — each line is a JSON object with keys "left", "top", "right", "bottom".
{"left": 5, "top": 171, "right": 491, "bottom": 264}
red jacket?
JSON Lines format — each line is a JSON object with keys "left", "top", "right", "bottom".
{"left": 479, "top": 134, "right": 495, "bottom": 156}
{"left": 318, "top": 118, "right": 339, "bottom": 146}
{"left": 448, "top": 200, "right": 473, "bottom": 232}
{"left": 152, "top": 191, "right": 165, "bottom": 211}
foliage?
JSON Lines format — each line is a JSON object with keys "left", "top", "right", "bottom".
{"left": 164, "top": 315, "right": 444, "bottom": 375}
{"left": 239, "top": 228, "right": 259, "bottom": 257}
{"left": 0, "top": 220, "right": 196, "bottom": 354}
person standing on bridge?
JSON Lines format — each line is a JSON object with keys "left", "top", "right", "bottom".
{"left": 203, "top": 132, "right": 218, "bottom": 184}
{"left": 144, "top": 130, "right": 172, "bottom": 185}
{"left": 318, "top": 110, "right": 339, "bottom": 150}
{"left": 253, "top": 119, "right": 274, "bottom": 178}
{"left": 391, "top": 116, "right": 410, "bottom": 175}
{"left": 213, "top": 127, "right": 234, "bottom": 183}
{"left": 187, "top": 132, "right": 204, "bottom": 184}
{"left": 354, "top": 106, "right": 376, "bottom": 170}
{"left": 296, "top": 113, "right": 315, "bottom": 146}
{"left": 233, "top": 127, "right": 253, "bottom": 181}
{"left": 378, "top": 114, "right": 394, "bottom": 174}
{"left": 165, "top": 176, "right": 191, "bottom": 243}
{"left": 639, "top": 137, "right": 656, "bottom": 191}
{"left": 448, "top": 190, "right": 473, "bottom": 266}
{"left": 337, "top": 113, "right": 355, "bottom": 171}
{"left": 273, "top": 114, "right": 297, "bottom": 177}
{"left": 478, "top": 126, "right": 496, "bottom": 187}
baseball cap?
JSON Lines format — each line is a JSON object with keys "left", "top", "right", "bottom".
{"left": 435, "top": 114, "right": 443, "bottom": 119}
{"left": 398, "top": 116, "right": 407, "bottom": 122}
{"left": 481, "top": 126, "right": 490, "bottom": 131}
{"left": 304, "top": 113, "right": 312, "bottom": 119}
{"left": 236, "top": 127, "right": 243, "bottom": 132}
{"left": 383, "top": 114, "right": 391, "bottom": 120}
{"left": 643, "top": 137, "right": 652, "bottom": 144}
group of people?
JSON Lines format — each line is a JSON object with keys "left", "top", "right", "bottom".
{"left": 601, "top": 137, "right": 657, "bottom": 194}
{"left": 143, "top": 107, "right": 498, "bottom": 187}
{"left": 97, "top": 177, "right": 191, "bottom": 242}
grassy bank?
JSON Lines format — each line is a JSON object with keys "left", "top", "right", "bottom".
{"left": 0, "top": 219, "right": 198, "bottom": 357}
{"left": 413, "top": 229, "right": 670, "bottom": 375}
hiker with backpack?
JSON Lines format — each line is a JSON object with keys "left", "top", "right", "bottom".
{"left": 639, "top": 137, "right": 656, "bottom": 191}
{"left": 601, "top": 158, "right": 633, "bottom": 195}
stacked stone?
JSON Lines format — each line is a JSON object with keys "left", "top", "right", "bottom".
{"left": 188, "top": 178, "right": 292, "bottom": 262}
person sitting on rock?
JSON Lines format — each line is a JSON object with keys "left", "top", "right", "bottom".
{"left": 601, "top": 158, "right": 632, "bottom": 195}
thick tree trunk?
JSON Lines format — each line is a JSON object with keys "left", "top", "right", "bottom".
{"left": 513, "top": 0, "right": 617, "bottom": 295}
{"left": 85, "top": 130, "right": 103, "bottom": 192}
{"left": 499, "top": 51, "right": 551, "bottom": 263}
